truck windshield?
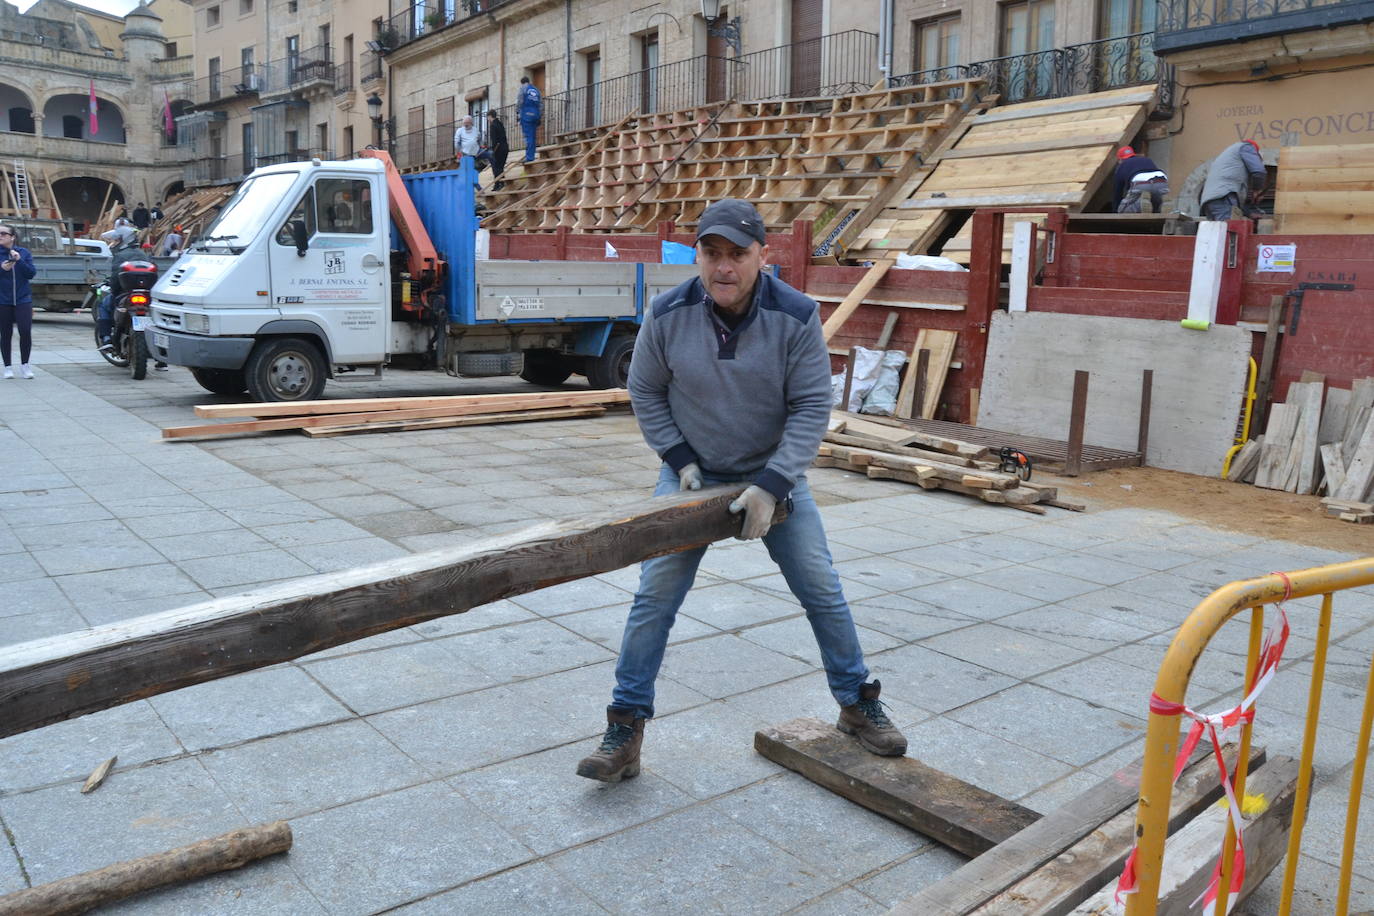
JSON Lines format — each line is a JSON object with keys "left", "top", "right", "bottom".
{"left": 198, "top": 171, "right": 300, "bottom": 251}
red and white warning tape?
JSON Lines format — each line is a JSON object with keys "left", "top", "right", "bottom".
{"left": 1114, "top": 571, "right": 1293, "bottom": 914}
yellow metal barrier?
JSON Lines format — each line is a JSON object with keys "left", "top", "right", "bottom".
{"left": 1125, "top": 558, "right": 1374, "bottom": 916}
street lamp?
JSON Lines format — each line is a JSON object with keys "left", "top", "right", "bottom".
{"left": 701, "top": 0, "right": 741, "bottom": 55}
{"left": 366, "top": 93, "right": 395, "bottom": 150}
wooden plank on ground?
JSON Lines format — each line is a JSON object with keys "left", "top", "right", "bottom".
{"left": 1254, "top": 403, "right": 1296, "bottom": 490}
{"left": 195, "top": 389, "right": 632, "bottom": 419}
{"left": 1336, "top": 410, "right": 1374, "bottom": 501}
{"left": 1293, "top": 381, "right": 1325, "bottom": 494}
{"left": 1321, "top": 442, "right": 1347, "bottom": 496}
{"left": 1067, "top": 755, "right": 1302, "bottom": 916}
{"left": 821, "top": 260, "right": 894, "bottom": 342}
{"left": 299, "top": 406, "right": 606, "bottom": 437}
{"left": 1319, "top": 387, "right": 1351, "bottom": 445}
{"left": 167, "top": 392, "right": 629, "bottom": 439}
{"left": 754, "top": 717, "right": 1040, "bottom": 858}
{"left": 1342, "top": 379, "right": 1374, "bottom": 467}
{"left": 917, "top": 330, "right": 957, "bottom": 420}
{"left": 887, "top": 745, "right": 1218, "bottom": 916}
{"left": 0, "top": 486, "right": 779, "bottom": 739}
{"left": 833, "top": 411, "right": 989, "bottom": 459}
{"left": 968, "top": 745, "right": 1264, "bottom": 916}
{"left": 1225, "top": 437, "right": 1263, "bottom": 482}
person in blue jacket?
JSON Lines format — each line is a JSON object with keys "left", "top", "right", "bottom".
{"left": 517, "top": 76, "right": 541, "bottom": 163}
{"left": 0, "top": 223, "right": 37, "bottom": 379}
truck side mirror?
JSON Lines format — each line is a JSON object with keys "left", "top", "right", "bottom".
{"left": 291, "top": 220, "right": 309, "bottom": 257}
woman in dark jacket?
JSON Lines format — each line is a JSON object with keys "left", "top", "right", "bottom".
{"left": 0, "top": 223, "right": 37, "bottom": 379}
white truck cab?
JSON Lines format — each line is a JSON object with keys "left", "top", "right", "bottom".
{"left": 151, "top": 158, "right": 390, "bottom": 399}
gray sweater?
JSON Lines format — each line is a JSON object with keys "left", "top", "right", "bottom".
{"left": 1201, "top": 141, "right": 1266, "bottom": 205}
{"left": 628, "top": 272, "right": 832, "bottom": 501}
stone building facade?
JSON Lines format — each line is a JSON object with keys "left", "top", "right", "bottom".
{"left": 178, "top": 0, "right": 390, "bottom": 188}
{"left": 0, "top": 0, "right": 192, "bottom": 230}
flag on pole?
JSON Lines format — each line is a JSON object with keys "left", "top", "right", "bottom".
{"left": 163, "top": 89, "right": 174, "bottom": 138}
{"left": 88, "top": 79, "right": 99, "bottom": 136}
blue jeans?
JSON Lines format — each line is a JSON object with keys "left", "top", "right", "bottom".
{"left": 520, "top": 117, "right": 538, "bottom": 161}
{"left": 611, "top": 465, "right": 870, "bottom": 717}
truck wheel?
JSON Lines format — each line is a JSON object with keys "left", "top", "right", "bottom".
{"left": 245, "top": 338, "right": 327, "bottom": 402}
{"left": 191, "top": 367, "right": 248, "bottom": 396}
{"left": 519, "top": 350, "right": 572, "bottom": 387}
{"left": 586, "top": 334, "right": 635, "bottom": 389}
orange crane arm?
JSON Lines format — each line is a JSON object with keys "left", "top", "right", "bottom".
{"left": 357, "top": 148, "right": 444, "bottom": 294}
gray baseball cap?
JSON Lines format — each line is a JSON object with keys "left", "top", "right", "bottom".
{"left": 696, "top": 199, "right": 766, "bottom": 248}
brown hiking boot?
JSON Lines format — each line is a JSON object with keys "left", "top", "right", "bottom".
{"left": 837, "top": 680, "right": 907, "bottom": 757}
{"left": 576, "top": 707, "right": 645, "bottom": 782}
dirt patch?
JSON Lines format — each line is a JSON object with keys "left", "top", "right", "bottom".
{"left": 1044, "top": 465, "right": 1374, "bottom": 556}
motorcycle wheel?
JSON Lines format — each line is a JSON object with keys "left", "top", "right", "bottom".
{"left": 129, "top": 329, "right": 148, "bottom": 380}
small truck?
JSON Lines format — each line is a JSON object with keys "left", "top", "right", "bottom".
{"left": 149, "top": 151, "right": 692, "bottom": 400}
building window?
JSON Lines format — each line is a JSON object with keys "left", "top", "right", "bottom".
{"left": 285, "top": 129, "right": 299, "bottom": 157}
{"left": 342, "top": 124, "right": 354, "bottom": 155}
{"left": 240, "top": 0, "right": 252, "bottom": 14}
{"left": 207, "top": 4, "right": 220, "bottom": 27}
{"left": 242, "top": 122, "right": 254, "bottom": 172}
{"left": 912, "top": 14, "right": 960, "bottom": 72}
{"left": 62, "top": 114, "right": 83, "bottom": 139}
{"left": 165, "top": 41, "right": 177, "bottom": 57}
{"left": 581, "top": 47, "right": 601, "bottom": 129}
{"left": 437, "top": 96, "right": 454, "bottom": 133}
{"left": 7, "top": 107, "right": 35, "bottom": 134}
{"left": 286, "top": 35, "right": 300, "bottom": 75}
{"left": 317, "top": 122, "right": 328, "bottom": 155}
{"left": 1098, "top": 0, "right": 1154, "bottom": 37}
{"left": 318, "top": 24, "right": 331, "bottom": 58}
{"left": 287, "top": 0, "right": 297, "bottom": 10}
{"left": 208, "top": 56, "right": 222, "bottom": 96}
{"left": 639, "top": 31, "right": 659, "bottom": 113}
{"left": 1001, "top": 0, "right": 1055, "bottom": 55}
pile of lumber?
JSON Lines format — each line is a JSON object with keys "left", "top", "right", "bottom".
{"left": 144, "top": 186, "right": 236, "bottom": 253}
{"left": 816, "top": 412, "right": 1081, "bottom": 514}
{"left": 1230, "top": 377, "right": 1374, "bottom": 521}
{"left": 1275, "top": 143, "right": 1374, "bottom": 234}
{"left": 161, "top": 390, "right": 631, "bottom": 440}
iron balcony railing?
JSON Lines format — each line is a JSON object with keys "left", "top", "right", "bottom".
{"left": 1157, "top": 0, "right": 1374, "bottom": 53}
{"left": 189, "top": 64, "right": 260, "bottom": 107}
{"left": 733, "top": 30, "right": 879, "bottom": 101}
{"left": 259, "top": 44, "right": 335, "bottom": 95}
{"left": 889, "top": 32, "right": 1174, "bottom": 111}
{"left": 360, "top": 50, "right": 383, "bottom": 83}
{"left": 184, "top": 156, "right": 237, "bottom": 185}
{"left": 381, "top": 0, "right": 514, "bottom": 51}
{"left": 334, "top": 60, "right": 354, "bottom": 96}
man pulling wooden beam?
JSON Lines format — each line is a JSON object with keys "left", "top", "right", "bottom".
{"left": 0, "top": 485, "right": 782, "bottom": 740}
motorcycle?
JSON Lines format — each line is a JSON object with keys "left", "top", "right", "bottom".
{"left": 90, "top": 260, "right": 159, "bottom": 379}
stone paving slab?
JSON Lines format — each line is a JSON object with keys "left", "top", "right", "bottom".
{"left": 1, "top": 315, "right": 1370, "bottom": 913}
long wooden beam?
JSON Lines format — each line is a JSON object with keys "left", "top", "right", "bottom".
{"left": 0, "top": 486, "right": 776, "bottom": 739}
{"left": 193, "top": 389, "right": 631, "bottom": 420}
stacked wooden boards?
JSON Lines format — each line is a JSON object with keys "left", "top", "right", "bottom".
{"left": 481, "top": 79, "right": 985, "bottom": 246}
{"left": 1230, "top": 377, "right": 1374, "bottom": 515}
{"left": 144, "top": 186, "right": 236, "bottom": 252}
{"left": 1275, "top": 144, "right": 1374, "bottom": 234}
{"left": 160, "top": 390, "right": 631, "bottom": 439}
{"left": 843, "top": 85, "right": 1157, "bottom": 264}
{"left": 816, "top": 412, "right": 1082, "bottom": 514}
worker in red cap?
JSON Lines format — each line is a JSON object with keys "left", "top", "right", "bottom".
{"left": 1200, "top": 139, "right": 1266, "bottom": 220}
{"left": 1113, "top": 145, "right": 1169, "bottom": 214}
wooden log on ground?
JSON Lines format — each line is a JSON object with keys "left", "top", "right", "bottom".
{"left": 299, "top": 406, "right": 606, "bottom": 437}
{"left": 0, "top": 821, "right": 291, "bottom": 916}
{"left": 886, "top": 745, "right": 1242, "bottom": 916}
{"left": 824, "top": 431, "right": 981, "bottom": 468}
{"left": 968, "top": 745, "right": 1265, "bottom": 915}
{"left": 1067, "top": 755, "right": 1302, "bottom": 915}
{"left": 1225, "top": 437, "right": 1263, "bottom": 483}
{"left": 755, "top": 718, "right": 1040, "bottom": 859}
{"left": 165, "top": 391, "right": 631, "bottom": 439}
{"left": 827, "top": 443, "right": 1020, "bottom": 490}
{"left": 192, "top": 389, "right": 632, "bottom": 419}
{"left": 833, "top": 411, "right": 990, "bottom": 460}
{"left": 0, "top": 486, "right": 780, "bottom": 739}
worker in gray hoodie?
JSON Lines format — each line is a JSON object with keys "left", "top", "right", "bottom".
{"left": 1200, "top": 139, "right": 1267, "bottom": 221}
{"left": 575, "top": 198, "right": 907, "bottom": 783}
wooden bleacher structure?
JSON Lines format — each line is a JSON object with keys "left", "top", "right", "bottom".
{"left": 427, "top": 80, "right": 1160, "bottom": 268}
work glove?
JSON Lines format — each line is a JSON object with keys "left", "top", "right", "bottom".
{"left": 678, "top": 462, "right": 703, "bottom": 491}
{"left": 729, "top": 485, "right": 777, "bottom": 540}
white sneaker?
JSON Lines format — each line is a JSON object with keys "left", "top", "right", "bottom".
{"left": 19, "top": 364, "right": 33, "bottom": 379}
{"left": 1, "top": 366, "right": 11, "bottom": 379}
